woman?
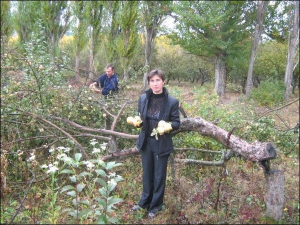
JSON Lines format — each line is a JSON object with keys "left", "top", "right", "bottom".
{"left": 132, "top": 69, "right": 180, "bottom": 218}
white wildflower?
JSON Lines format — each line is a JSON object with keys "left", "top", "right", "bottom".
{"left": 108, "top": 172, "right": 116, "bottom": 178}
{"left": 108, "top": 179, "right": 117, "bottom": 186}
{"left": 100, "top": 143, "right": 108, "bottom": 151}
{"left": 61, "top": 156, "right": 73, "bottom": 164}
{"left": 63, "top": 147, "right": 71, "bottom": 153}
{"left": 90, "top": 139, "right": 98, "bottom": 146}
{"left": 92, "top": 148, "right": 101, "bottom": 154}
{"left": 86, "top": 162, "right": 95, "bottom": 170}
{"left": 41, "top": 164, "right": 48, "bottom": 169}
{"left": 27, "top": 152, "right": 35, "bottom": 162}
{"left": 56, "top": 153, "right": 67, "bottom": 160}
{"left": 47, "top": 165, "right": 59, "bottom": 173}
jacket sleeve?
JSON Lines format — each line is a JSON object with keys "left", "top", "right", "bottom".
{"left": 93, "top": 76, "right": 101, "bottom": 87}
{"left": 169, "top": 99, "right": 180, "bottom": 131}
{"left": 99, "top": 75, "right": 105, "bottom": 88}
{"left": 111, "top": 76, "right": 118, "bottom": 90}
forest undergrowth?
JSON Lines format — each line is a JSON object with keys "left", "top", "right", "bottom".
{"left": 1, "top": 81, "right": 299, "bottom": 224}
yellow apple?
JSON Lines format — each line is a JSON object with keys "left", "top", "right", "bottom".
{"left": 158, "top": 120, "right": 166, "bottom": 128}
{"left": 164, "top": 123, "right": 172, "bottom": 132}
{"left": 133, "top": 119, "right": 142, "bottom": 127}
{"left": 157, "top": 126, "right": 165, "bottom": 135}
{"left": 127, "top": 116, "right": 134, "bottom": 125}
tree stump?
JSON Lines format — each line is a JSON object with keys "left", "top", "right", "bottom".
{"left": 264, "top": 170, "right": 285, "bottom": 221}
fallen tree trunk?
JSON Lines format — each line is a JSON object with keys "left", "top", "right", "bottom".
{"left": 176, "top": 117, "right": 277, "bottom": 167}
{"left": 49, "top": 116, "right": 277, "bottom": 166}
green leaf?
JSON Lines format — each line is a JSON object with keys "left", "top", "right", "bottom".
{"left": 69, "top": 175, "right": 77, "bottom": 183}
{"left": 108, "top": 181, "right": 117, "bottom": 193}
{"left": 80, "top": 199, "right": 90, "bottom": 205}
{"left": 107, "top": 197, "right": 123, "bottom": 208}
{"left": 66, "top": 190, "right": 76, "bottom": 197}
{"left": 77, "top": 183, "right": 85, "bottom": 192}
{"left": 95, "top": 169, "right": 106, "bottom": 177}
{"left": 61, "top": 185, "right": 75, "bottom": 193}
{"left": 106, "top": 161, "right": 122, "bottom": 170}
{"left": 97, "top": 214, "right": 108, "bottom": 224}
{"left": 78, "top": 171, "right": 92, "bottom": 177}
{"left": 96, "top": 178, "right": 107, "bottom": 188}
{"left": 78, "top": 209, "right": 92, "bottom": 218}
{"left": 95, "top": 197, "right": 106, "bottom": 208}
{"left": 60, "top": 169, "right": 75, "bottom": 174}
{"left": 74, "top": 153, "right": 82, "bottom": 162}
{"left": 108, "top": 217, "right": 119, "bottom": 224}
{"left": 99, "top": 187, "right": 107, "bottom": 197}
{"left": 69, "top": 210, "right": 77, "bottom": 218}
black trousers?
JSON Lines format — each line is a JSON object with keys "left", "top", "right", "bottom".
{"left": 138, "top": 137, "right": 170, "bottom": 213}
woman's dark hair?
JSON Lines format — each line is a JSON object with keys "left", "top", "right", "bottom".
{"left": 147, "top": 69, "right": 165, "bottom": 83}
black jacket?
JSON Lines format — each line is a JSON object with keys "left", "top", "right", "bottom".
{"left": 136, "top": 87, "right": 180, "bottom": 156}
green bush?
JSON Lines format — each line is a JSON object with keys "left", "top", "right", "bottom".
{"left": 250, "top": 80, "right": 285, "bottom": 107}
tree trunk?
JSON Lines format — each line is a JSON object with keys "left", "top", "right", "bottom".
{"left": 51, "top": 115, "right": 277, "bottom": 165}
{"left": 75, "top": 53, "right": 80, "bottom": 82}
{"left": 142, "top": 28, "right": 153, "bottom": 91}
{"left": 214, "top": 56, "right": 226, "bottom": 97}
{"left": 264, "top": 170, "right": 285, "bottom": 221}
{"left": 284, "top": 1, "right": 299, "bottom": 100}
{"left": 88, "top": 39, "right": 95, "bottom": 80}
{"left": 246, "top": 1, "right": 269, "bottom": 98}
{"left": 177, "top": 117, "right": 277, "bottom": 164}
{"left": 123, "top": 66, "right": 129, "bottom": 80}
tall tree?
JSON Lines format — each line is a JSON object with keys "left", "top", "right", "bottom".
{"left": 245, "top": 1, "right": 269, "bottom": 98}
{"left": 284, "top": 1, "right": 299, "bottom": 100}
{"left": 86, "top": 1, "right": 106, "bottom": 80}
{"left": 140, "top": 1, "right": 172, "bottom": 90}
{"left": 12, "top": 2, "right": 41, "bottom": 46}
{"left": 1, "top": 1, "right": 13, "bottom": 53}
{"left": 39, "top": 1, "right": 71, "bottom": 60}
{"left": 263, "top": 1, "right": 290, "bottom": 43}
{"left": 114, "top": 1, "right": 139, "bottom": 80}
{"left": 12, "top": 1, "right": 71, "bottom": 60}
{"left": 71, "top": 1, "right": 89, "bottom": 81}
{"left": 169, "top": 1, "right": 254, "bottom": 97}
{"left": 105, "top": 1, "right": 121, "bottom": 64}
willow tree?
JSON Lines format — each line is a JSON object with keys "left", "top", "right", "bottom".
{"left": 169, "top": 1, "right": 255, "bottom": 97}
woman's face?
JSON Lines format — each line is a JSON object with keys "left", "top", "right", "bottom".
{"left": 149, "top": 74, "right": 164, "bottom": 94}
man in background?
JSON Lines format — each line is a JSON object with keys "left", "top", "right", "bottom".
{"left": 89, "top": 63, "right": 119, "bottom": 96}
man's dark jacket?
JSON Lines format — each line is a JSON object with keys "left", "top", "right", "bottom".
{"left": 136, "top": 87, "right": 180, "bottom": 156}
{"left": 93, "top": 73, "right": 119, "bottom": 95}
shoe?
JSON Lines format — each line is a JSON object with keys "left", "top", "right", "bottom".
{"left": 132, "top": 205, "right": 142, "bottom": 211}
{"left": 148, "top": 211, "right": 157, "bottom": 219}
